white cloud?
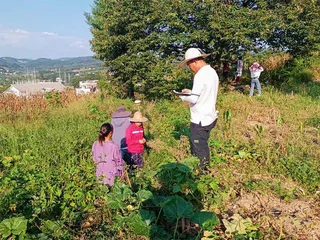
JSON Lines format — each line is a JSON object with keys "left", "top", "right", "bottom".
{"left": 0, "top": 28, "right": 29, "bottom": 44}
{"left": 15, "top": 29, "right": 29, "bottom": 34}
{"left": 70, "top": 40, "right": 86, "bottom": 49}
{"left": 0, "top": 27, "right": 92, "bottom": 59}
{"left": 41, "top": 31, "right": 56, "bottom": 36}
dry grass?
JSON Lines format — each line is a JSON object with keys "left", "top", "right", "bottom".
{"left": 311, "top": 65, "right": 320, "bottom": 81}
{"left": 0, "top": 91, "right": 81, "bottom": 123}
{"left": 215, "top": 91, "right": 319, "bottom": 159}
{"left": 226, "top": 191, "right": 320, "bottom": 240}
{"left": 263, "top": 54, "right": 291, "bottom": 70}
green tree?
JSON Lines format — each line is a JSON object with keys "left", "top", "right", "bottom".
{"left": 86, "top": 0, "right": 320, "bottom": 99}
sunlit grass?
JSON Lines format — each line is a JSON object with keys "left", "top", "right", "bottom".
{"left": 0, "top": 87, "right": 319, "bottom": 238}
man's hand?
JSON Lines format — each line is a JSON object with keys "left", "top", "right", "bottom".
{"left": 182, "top": 89, "right": 191, "bottom": 93}
{"left": 139, "top": 138, "right": 146, "bottom": 144}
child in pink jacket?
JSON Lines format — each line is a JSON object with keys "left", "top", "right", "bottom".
{"left": 126, "top": 111, "right": 148, "bottom": 169}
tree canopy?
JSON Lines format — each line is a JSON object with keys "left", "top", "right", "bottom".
{"left": 86, "top": 0, "right": 320, "bottom": 99}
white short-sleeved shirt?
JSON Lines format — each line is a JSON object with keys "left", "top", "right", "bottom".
{"left": 180, "top": 65, "right": 219, "bottom": 126}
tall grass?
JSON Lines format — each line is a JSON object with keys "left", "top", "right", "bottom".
{"left": 0, "top": 88, "right": 319, "bottom": 238}
{"left": 1, "top": 90, "right": 319, "bottom": 190}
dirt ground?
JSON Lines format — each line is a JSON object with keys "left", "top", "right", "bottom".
{"left": 226, "top": 191, "right": 320, "bottom": 239}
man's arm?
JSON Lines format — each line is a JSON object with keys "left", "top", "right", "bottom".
{"left": 180, "top": 78, "right": 203, "bottom": 104}
{"left": 180, "top": 93, "right": 199, "bottom": 104}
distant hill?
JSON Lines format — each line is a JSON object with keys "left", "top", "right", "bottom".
{"left": 0, "top": 56, "right": 103, "bottom": 72}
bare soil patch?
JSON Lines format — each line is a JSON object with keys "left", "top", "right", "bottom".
{"left": 226, "top": 192, "right": 320, "bottom": 239}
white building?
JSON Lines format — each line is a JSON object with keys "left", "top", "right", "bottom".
{"left": 3, "top": 82, "right": 66, "bottom": 97}
{"left": 75, "top": 80, "right": 98, "bottom": 95}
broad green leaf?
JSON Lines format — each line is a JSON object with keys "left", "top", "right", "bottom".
{"left": 153, "top": 195, "right": 172, "bottom": 206}
{"left": 112, "top": 181, "right": 133, "bottom": 201}
{"left": 163, "top": 196, "right": 193, "bottom": 223}
{"left": 140, "top": 209, "right": 156, "bottom": 226}
{"left": 0, "top": 217, "right": 27, "bottom": 238}
{"left": 0, "top": 221, "right": 11, "bottom": 238}
{"left": 136, "top": 190, "right": 154, "bottom": 202}
{"left": 222, "top": 219, "right": 237, "bottom": 236}
{"left": 107, "top": 193, "right": 124, "bottom": 209}
{"left": 126, "top": 213, "right": 150, "bottom": 236}
{"left": 40, "top": 220, "right": 65, "bottom": 238}
{"left": 11, "top": 217, "right": 27, "bottom": 235}
{"left": 122, "top": 187, "right": 133, "bottom": 200}
{"left": 1, "top": 219, "right": 12, "bottom": 230}
{"left": 177, "top": 164, "right": 190, "bottom": 173}
{"left": 150, "top": 225, "right": 171, "bottom": 240}
{"left": 162, "top": 163, "right": 177, "bottom": 171}
{"left": 18, "top": 232, "right": 26, "bottom": 240}
{"left": 222, "top": 214, "right": 257, "bottom": 236}
{"left": 114, "top": 215, "right": 127, "bottom": 228}
{"left": 190, "top": 211, "right": 219, "bottom": 231}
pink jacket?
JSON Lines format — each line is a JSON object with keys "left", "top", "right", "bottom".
{"left": 126, "top": 123, "right": 145, "bottom": 153}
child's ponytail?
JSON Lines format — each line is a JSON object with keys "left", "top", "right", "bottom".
{"left": 98, "top": 123, "right": 113, "bottom": 145}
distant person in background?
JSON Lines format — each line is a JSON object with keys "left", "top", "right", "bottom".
{"left": 222, "top": 61, "right": 230, "bottom": 83}
{"left": 232, "top": 56, "right": 244, "bottom": 84}
{"left": 126, "top": 111, "right": 148, "bottom": 170}
{"left": 111, "top": 106, "right": 131, "bottom": 164}
{"left": 177, "top": 48, "right": 219, "bottom": 171}
{"left": 92, "top": 123, "right": 124, "bottom": 186}
{"left": 249, "top": 62, "right": 264, "bottom": 96}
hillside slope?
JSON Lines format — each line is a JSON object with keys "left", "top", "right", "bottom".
{"left": 0, "top": 56, "right": 102, "bottom": 71}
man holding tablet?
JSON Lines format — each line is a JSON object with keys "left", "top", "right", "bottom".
{"left": 176, "top": 48, "right": 219, "bottom": 171}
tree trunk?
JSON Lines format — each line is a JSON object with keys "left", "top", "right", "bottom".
{"left": 126, "top": 81, "right": 135, "bottom": 99}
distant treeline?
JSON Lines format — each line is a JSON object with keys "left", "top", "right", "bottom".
{"left": 0, "top": 56, "right": 102, "bottom": 72}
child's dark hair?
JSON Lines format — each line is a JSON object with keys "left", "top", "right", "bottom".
{"left": 98, "top": 123, "right": 113, "bottom": 145}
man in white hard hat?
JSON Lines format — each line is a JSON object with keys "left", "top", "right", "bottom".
{"left": 178, "top": 48, "right": 219, "bottom": 171}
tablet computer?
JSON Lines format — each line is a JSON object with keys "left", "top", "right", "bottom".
{"left": 173, "top": 90, "right": 199, "bottom": 96}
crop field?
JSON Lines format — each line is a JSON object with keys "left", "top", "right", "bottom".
{"left": 0, "top": 88, "right": 319, "bottom": 239}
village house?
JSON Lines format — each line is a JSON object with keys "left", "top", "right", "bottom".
{"left": 3, "top": 82, "right": 66, "bottom": 97}
{"left": 75, "top": 80, "right": 98, "bottom": 95}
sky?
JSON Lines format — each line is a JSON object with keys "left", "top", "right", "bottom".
{"left": 0, "top": 0, "right": 95, "bottom": 59}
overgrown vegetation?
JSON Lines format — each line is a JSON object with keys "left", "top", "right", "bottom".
{"left": 1, "top": 1, "right": 319, "bottom": 238}
{"left": 0, "top": 87, "right": 319, "bottom": 239}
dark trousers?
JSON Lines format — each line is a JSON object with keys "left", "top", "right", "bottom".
{"left": 128, "top": 152, "right": 144, "bottom": 170}
{"left": 120, "top": 148, "right": 131, "bottom": 165}
{"left": 190, "top": 119, "right": 217, "bottom": 169}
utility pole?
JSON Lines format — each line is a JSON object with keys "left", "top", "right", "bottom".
{"left": 64, "top": 71, "right": 67, "bottom": 83}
